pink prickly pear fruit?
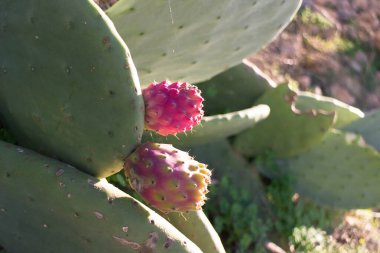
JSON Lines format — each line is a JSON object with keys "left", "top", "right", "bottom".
{"left": 142, "top": 81, "right": 204, "bottom": 136}
{"left": 123, "top": 142, "right": 211, "bottom": 213}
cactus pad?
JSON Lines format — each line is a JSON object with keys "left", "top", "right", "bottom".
{"left": 142, "top": 104, "right": 270, "bottom": 148}
{"left": 264, "top": 130, "right": 380, "bottom": 209}
{"left": 0, "top": 0, "right": 144, "bottom": 178}
{"left": 343, "top": 108, "right": 380, "bottom": 152}
{"left": 296, "top": 91, "right": 364, "bottom": 128}
{"left": 107, "top": 0, "right": 301, "bottom": 86}
{"left": 165, "top": 211, "right": 226, "bottom": 253}
{"left": 233, "top": 84, "right": 336, "bottom": 157}
{"left": 0, "top": 141, "right": 202, "bottom": 253}
{"left": 197, "top": 61, "right": 275, "bottom": 115}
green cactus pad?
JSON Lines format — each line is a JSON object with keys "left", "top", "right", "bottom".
{"left": 343, "top": 109, "right": 380, "bottom": 152}
{"left": 262, "top": 130, "right": 380, "bottom": 209}
{"left": 296, "top": 91, "right": 364, "bottom": 128}
{"left": 142, "top": 104, "right": 270, "bottom": 147}
{"left": 107, "top": 0, "right": 301, "bottom": 86}
{"left": 233, "top": 84, "right": 336, "bottom": 157}
{"left": 0, "top": 0, "right": 144, "bottom": 178}
{"left": 165, "top": 211, "right": 226, "bottom": 253}
{"left": 0, "top": 141, "right": 202, "bottom": 253}
{"left": 197, "top": 61, "right": 275, "bottom": 115}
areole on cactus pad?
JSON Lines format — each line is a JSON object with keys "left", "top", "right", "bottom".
{"left": 142, "top": 81, "right": 204, "bottom": 136}
{"left": 124, "top": 142, "right": 211, "bottom": 213}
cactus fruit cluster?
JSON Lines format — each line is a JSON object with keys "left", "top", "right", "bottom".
{"left": 143, "top": 81, "right": 204, "bottom": 136}
{"left": 124, "top": 142, "right": 211, "bottom": 213}
{"left": 5, "top": 0, "right": 380, "bottom": 252}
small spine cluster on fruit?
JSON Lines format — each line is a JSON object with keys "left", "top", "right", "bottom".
{"left": 124, "top": 142, "right": 211, "bottom": 213}
{"left": 142, "top": 81, "right": 204, "bottom": 136}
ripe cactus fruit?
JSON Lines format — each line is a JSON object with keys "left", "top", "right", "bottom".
{"left": 142, "top": 81, "right": 204, "bottom": 136}
{"left": 124, "top": 142, "right": 211, "bottom": 213}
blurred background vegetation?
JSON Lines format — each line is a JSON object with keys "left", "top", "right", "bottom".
{"left": 246, "top": 0, "right": 380, "bottom": 252}
{"left": 251, "top": 0, "right": 380, "bottom": 111}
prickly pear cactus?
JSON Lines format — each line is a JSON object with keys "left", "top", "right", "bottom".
{"left": 258, "top": 130, "right": 380, "bottom": 209}
{"left": 0, "top": 0, "right": 144, "bottom": 178}
{"left": 343, "top": 108, "right": 380, "bottom": 152}
{"left": 0, "top": 141, "right": 202, "bottom": 253}
{"left": 107, "top": 0, "right": 302, "bottom": 86}
{"left": 295, "top": 91, "right": 364, "bottom": 128}
{"left": 143, "top": 104, "right": 270, "bottom": 147}
{"left": 234, "top": 84, "right": 336, "bottom": 157}
{"left": 165, "top": 211, "right": 226, "bottom": 253}
{"left": 197, "top": 61, "right": 275, "bottom": 115}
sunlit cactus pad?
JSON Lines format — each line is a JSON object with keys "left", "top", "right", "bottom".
{"left": 234, "top": 84, "right": 336, "bottom": 157}
{"left": 107, "top": 0, "right": 302, "bottom": 86}
{"left": 142, "top": 104, "right": 270, "bottom": 148}
{"left": 270, "top": 130, "right": 380, "bottom": 209}
{"left": 343, "top": 108, "right": 380, "bottom": 152}
{"left": 295, "top": 91, "right": 364, "bottom": 128}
